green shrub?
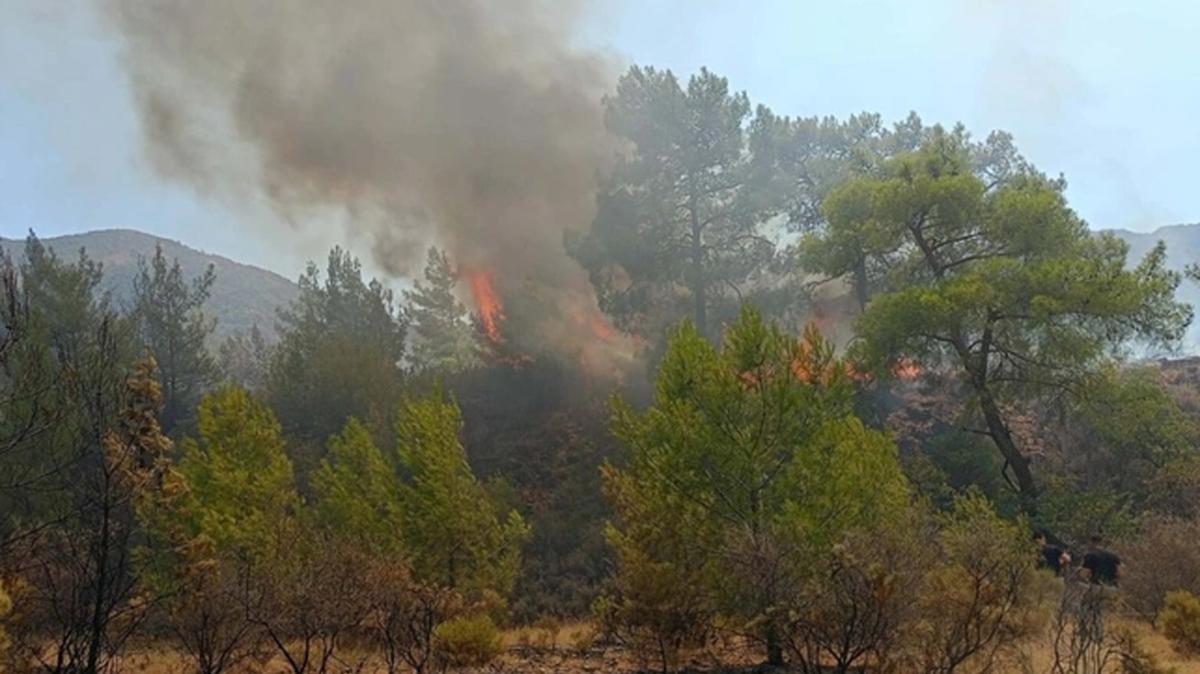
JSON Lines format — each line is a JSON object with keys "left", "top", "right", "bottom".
{"left": 1158, "top": 590, "right": 1200, "bottom": 655}
{"left": 434, "top": 614, "right": 504, "bottom": 668}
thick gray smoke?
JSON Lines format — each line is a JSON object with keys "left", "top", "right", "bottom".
{"left": 102, "top": 0, "right": 636, "bottom": 372}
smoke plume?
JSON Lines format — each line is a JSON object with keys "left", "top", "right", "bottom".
{"left": 101, "top": 0, "right": 635, "bottom": 372}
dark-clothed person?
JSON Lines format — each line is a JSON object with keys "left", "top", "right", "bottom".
{"left": 1082, "top": 536, "right": 1121, "bottom": 586}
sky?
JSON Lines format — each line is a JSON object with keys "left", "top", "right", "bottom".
{"left": 1, "top": 0, "right": 1198, "bottom": 281}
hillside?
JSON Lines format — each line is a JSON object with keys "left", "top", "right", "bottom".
{"left": 0, "top": 229, "right": 299, "bottom": 341}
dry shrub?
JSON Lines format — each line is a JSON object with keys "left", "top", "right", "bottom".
{"left": 530, "top": 615, "right": 561, "bottom": 653}
{"left": 362, "top": 563, "right": 462, "bottom": 674}
{"left": 591, "top": 559, "right": 712, "bottom": 674}
{"left": 1156, "top": 590, "right": 1200, "bottom": 656}
{"left": 1025, "top": 580, "right": 1173, "bottom": 674}
{"left": 252, "top": 544, "right": 374, "bottom": 674}
{"left": 905, "top": 492, "right": 1049, "bottom": 674}
{"left": 166, "top": 555, "right": 267, "bottom": 674}
{"left": 784, "top": 514, "right": 932, "bottom": 674}
{"left": 1119, "top": 515, "right": 1200, "bottom": 620}
{"left": 433, "top": 614, "right": 503, "bottom": 669}
{"left": 5, "top": 529, "right": 153, "bottom": 674}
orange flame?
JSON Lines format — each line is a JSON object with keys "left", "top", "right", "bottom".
{"left": 892, "top": 359, "right": 923, "bottom": 380}
{"left": 464, "top": 269, "right": 503, "bottom": 343}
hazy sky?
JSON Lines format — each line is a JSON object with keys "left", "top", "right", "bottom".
{"left": 2, "top": 0, "right": 1197, "bottom": 280}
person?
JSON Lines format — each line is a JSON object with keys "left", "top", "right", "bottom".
{"left": 1034, "top": 530, "right": 1070, "bottom": 575}
{"left": 1081, "top": 535, "right": 1121, "bottom": 586}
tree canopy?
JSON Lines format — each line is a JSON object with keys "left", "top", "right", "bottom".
{"left": 603, "top": 306, "right": 909, "bottom": 665}
{"left": 131, "top": 243, "right": 217, "bottom": 433}
{"left": 834, "top": 132, "right": 1191, "bottom": 503}
{"left": 266, "top": 247, "right": 406, "bottom": 475}
{"left": 402, "top": 247, "right": 480, "bottom": 374}
{"left": 570, "top": 66, "right": 784, "bottom": 343}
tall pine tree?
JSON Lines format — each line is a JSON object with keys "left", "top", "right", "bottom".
{"left": 178, "top": 386, "right": 298, "bottom": 559}
{"left": 267, "top": 247, "right": 406, "bottom": 475}
{"left": 395, "top": 388, "right": 529, "bottom": 597}
{"left": 402, "top": 247, "right": 480, "bottom": 373}
{"left": 131, "top": 244, "right": 217, "bottom": 434}
{"left": 311, "top": 417, "right": 404, "bottom": 558}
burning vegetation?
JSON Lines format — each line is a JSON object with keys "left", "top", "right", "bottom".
{"left": 5, "top": 2, "right": 1200, "bottom": 673}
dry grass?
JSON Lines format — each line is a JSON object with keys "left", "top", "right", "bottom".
{"left": 1008, "top": 617, "right": 1200, "bottom": 674}
{"left": 99, "top": 619, "right": 1200, "bottom": 673}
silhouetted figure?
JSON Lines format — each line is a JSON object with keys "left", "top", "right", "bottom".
{"left": 1081, "top": 535, "right": 1121, "bottom": 586}
{"left": 1034, "top": 530, "right": 1070, "bottom": 575}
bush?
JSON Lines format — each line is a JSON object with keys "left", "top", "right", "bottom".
{"left": 434, "top": 614, "right": 504, "bottom": 669}
{"left": 908, "top": 491, "right": 1049, "bottom": 674}
{"left": 362, "top": 562, "right": 462, "bottom": 674}
{"left": 1111, "top": 628, "right": 1175, "bottom": 674}
{"left": 1157, "top": 590, "right": 1200, "bottom": 656}
{"left": 784, "top": 513, "right": 933, "bottom": 674}
{"left": 1120, "top": 516, "right": 1200, "bottom": 620}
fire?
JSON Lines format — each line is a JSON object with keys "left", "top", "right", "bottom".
{"left": 893, "top": 359, "right": 923, "bottom": 380}
{"left": 589, "top": 313, "right": 614, "bottom": 341}
{"left": 464, "top": 269, "right": 503, "bottom": 343}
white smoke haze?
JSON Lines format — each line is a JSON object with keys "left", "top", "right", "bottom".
{"left": 102, "top": 0, "right": 638, "bottom": 372}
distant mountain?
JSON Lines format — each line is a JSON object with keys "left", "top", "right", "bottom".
{"left": 4, "top": 225, "right": 1198, "bottom": 352}
{"left": 0, "top": 229, "right": 299, "bottom": 341}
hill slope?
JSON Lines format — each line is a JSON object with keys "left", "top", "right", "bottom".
{"left": 0, "top": 229, "right": 299, "bottom": 341}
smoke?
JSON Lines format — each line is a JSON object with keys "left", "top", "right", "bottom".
{"left": 101, "top": 0, "right": 634, "bottom": 371}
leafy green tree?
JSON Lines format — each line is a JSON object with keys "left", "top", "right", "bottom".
{"left": 267, "top": 247, "right": 406, "bottom": 474}
{"left": 131, "top": 243, "right": 218, "bottom": 433}
{"left": 603, "top": 306, "right": 909, "bottom": 665}
{"left": 395, "top": 388, "right": 529, "bottom": 597}
{"left": 178, "top": 386, "right": 298, "bottom": 559}
{"left": 569, "top": 67, "right": 783, "bottom": 342}
{"left": 402, "top": 247, "right": 480, "bottom": 373}
{"left": 769, "top": 118, "right": 1045, "bottom": 310}
{"left": 837, "top": 132, "right": 1190, "bottom": 504}
{"left": 311, "top": 417, "right": 404, "bottom": 557}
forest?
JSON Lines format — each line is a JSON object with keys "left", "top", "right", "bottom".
{"left": 4, "top": 64, "right": 1200, "bottom": 674}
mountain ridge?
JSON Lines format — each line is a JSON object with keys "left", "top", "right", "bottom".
{"left": 4, "top": 224, "right": 1200, "bottom": 350}
{"left": 0, "top": 228, "right": 299, "bottom": 341}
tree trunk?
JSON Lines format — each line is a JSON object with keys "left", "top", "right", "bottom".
{"left": 975, "top": 383, "right": 1038, "bottom": 506}
{"left": 852, "top": 256, "right": 870, "bottom": 312}
{"left": 689, "top": 196, "right": 708, "bottom": 340}
{"left": 765, "top": 622, "right": 784, "bottom": 667}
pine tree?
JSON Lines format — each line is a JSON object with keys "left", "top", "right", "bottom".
{"left": 267, "top": 247, "right": 406, "bottom": 470}
{"left": 131, "top": 243, "right": 217, "bottom": 433}
{"left": 602, "top": 306, "right": 909, "bottom": 666}
{"left": 311, "top": 417, "right": 404, "bottom": 557}
{"left": 178, "top": 386, "right": 298, "bottom": 559}
{"left": 402, "top": 247, "right": 480, "bottom": 373}
{"left": 395, "top": 388, "right": 529, "bottom": 596}
{"left": 568, "top": 68, "right": 784, "bottom": 341}
{"left": 217, "top": 324, "right": 272, "bottom": 391}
